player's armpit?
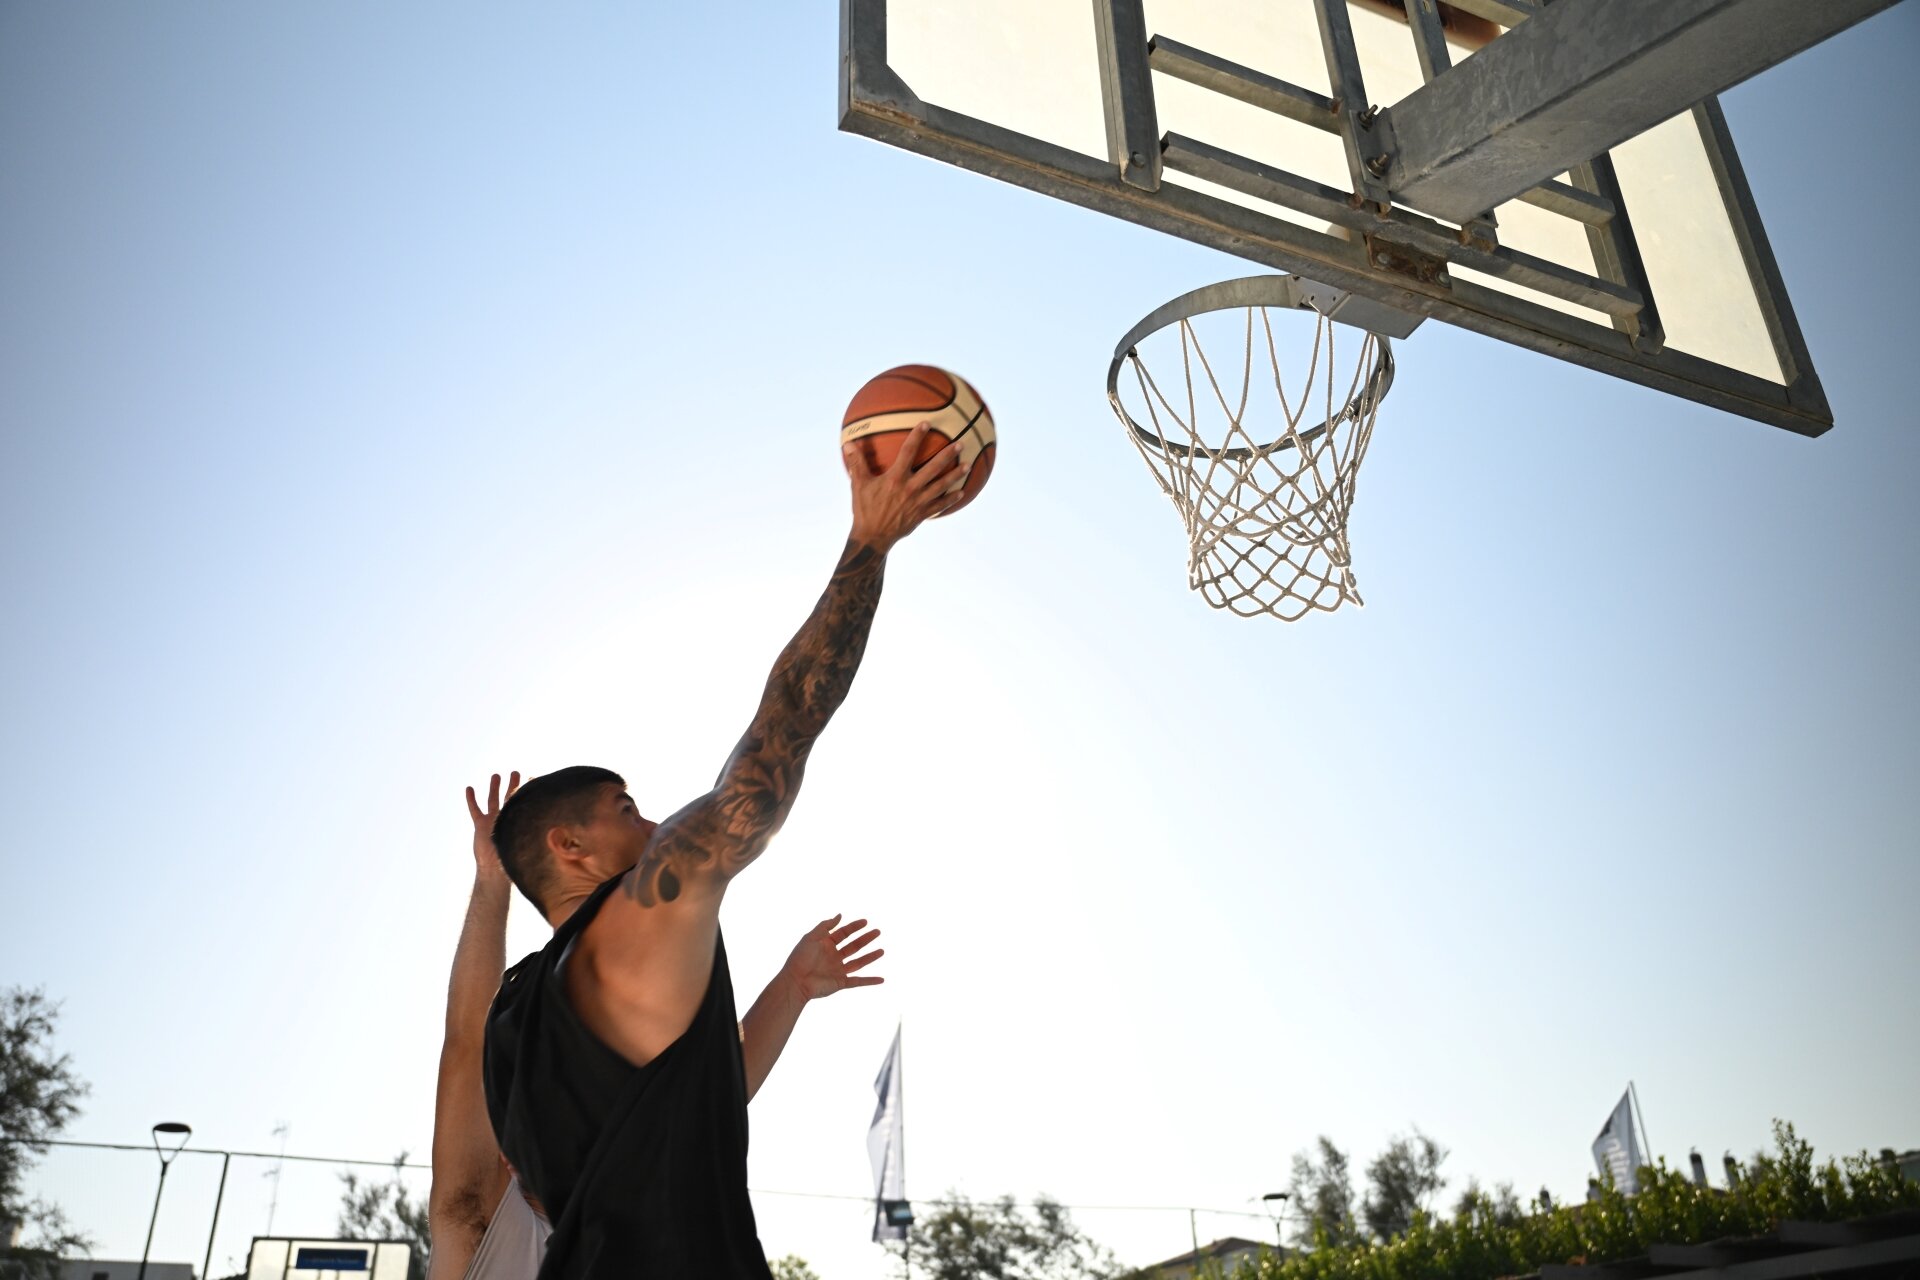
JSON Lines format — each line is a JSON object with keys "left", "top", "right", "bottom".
{"left": 424, "top": 1184, "right": 494, "bottom": 1280}
{"left": 429, "top": 1026, "right": 510, "bottom": 1279}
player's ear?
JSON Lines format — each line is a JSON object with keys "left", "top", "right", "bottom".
{"left": 545, "top": 822, "right": 591, "bottom": 871}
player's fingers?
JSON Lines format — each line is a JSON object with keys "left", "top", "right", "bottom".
{"left": 908, "top": 440, "right": 964, "bottom": 491}
{"left": 842, "top": 946, "right": 884, "bottom": 971}
{"left": 828, "top": 917, "right": 867, "bottom": 944}
{"left": 838, "top": 928, "right": 882, "bottom": 956}
{"left": 886, "top": 423, "right": 934, "bottom": 478}
{"left": 465, "top": 786, "right": 482, "bottom": 822}
{"left": 506, "top": 770, "right": 522, "bottom": 799}
{"left": 845, "top": 975, "right": 885, "bottom": 988}
{"left": 844, "top": 441, "right": 887, "bottom": 479}
{"left": 915, "top": 471, "right": 969, "bottom": 516}
{"left": 487, "top": 772, "right": 502, "bottom": 812}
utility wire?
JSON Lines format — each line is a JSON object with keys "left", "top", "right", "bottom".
{"left": 12, "top": 1137, "right": 1296, "bottom": 1222}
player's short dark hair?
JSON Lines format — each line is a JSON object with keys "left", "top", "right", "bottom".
{"left": 492, "top": 765, "right": 625, "bottom": 914}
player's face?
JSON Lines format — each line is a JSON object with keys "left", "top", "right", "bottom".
{"left": 587, "top": 785, "right": 656, "bottom": 874}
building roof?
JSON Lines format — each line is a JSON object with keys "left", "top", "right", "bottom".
{"left": 1144, "top": 1235, "right": 1281, "bottom": 1272}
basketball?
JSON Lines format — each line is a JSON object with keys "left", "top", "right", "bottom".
{"left": 840, "top": 364, "right": 996, "bottom": 516}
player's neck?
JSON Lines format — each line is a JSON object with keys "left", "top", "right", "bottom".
{"left": 543, "top": 878, "right": 604, "bottom": 931}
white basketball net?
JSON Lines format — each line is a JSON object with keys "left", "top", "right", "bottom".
{"left": 1113, "top": 305, "right": 1391, "bottom": 621}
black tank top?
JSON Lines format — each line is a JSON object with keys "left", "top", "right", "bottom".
{"left": 483, "top": 876, "right": 773, "bottom": 1279}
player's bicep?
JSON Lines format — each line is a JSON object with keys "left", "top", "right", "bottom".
{"left": 618, "top": 789, "right": 725, "bottom": 907}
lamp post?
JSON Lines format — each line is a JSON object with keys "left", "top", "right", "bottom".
{"left": 1261, "top": 1191, "right": 1290, "bottom": 1248}
{"left": 137, "top": 1122, "right": 192, "bottom": 1280}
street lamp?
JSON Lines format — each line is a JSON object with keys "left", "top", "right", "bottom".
{"left": 1260, "top": 1192, "right": 1290, "bottom": 1248}
{"left": 137, "top": 1122, "right": 192, "bottom": 1280}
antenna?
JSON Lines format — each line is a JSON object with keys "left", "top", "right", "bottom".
{"left": 263, "top": 1122, "right": 290, "bottom": 1236}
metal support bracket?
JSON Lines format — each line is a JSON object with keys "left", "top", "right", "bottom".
{"left": 1570, "top": 152, "right": 1664, "bottom": 353}
{"left": 1312, "top": 0, "right": 1394, "bottom": 208}
{"left": 1382, "top": 0, "right": 1904, "bottom": 222}
{"left": 1092, "top": 0, "right": 1162, "bottom": 191}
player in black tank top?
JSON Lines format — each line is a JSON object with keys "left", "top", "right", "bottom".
{"left": 487, "top": 877, "right": 761, "bottom": 1277}
{"left": 486, "top": 884, "right": 887, "bottom": 1278}
{"left": 480, "top": 425, "right": 960, "bottom": 1277}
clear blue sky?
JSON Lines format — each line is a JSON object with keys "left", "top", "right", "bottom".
{"left": 2, "top": 3, "right": 1916, "bottom": 1278}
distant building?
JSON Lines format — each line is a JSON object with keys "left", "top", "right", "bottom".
{"left": 1895, "top": 1149, "right": 1920, "bottom": 1183}
{"left": 1139, "top": 1235, "right": 1281, "bottom": 1279}
{"left": 59, "top": 1263, "right": 196, "bottom": 1280}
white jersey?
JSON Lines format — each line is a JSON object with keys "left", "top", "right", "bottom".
{"left": 460, "top": 1176, "right": 551, "bottom": 1280}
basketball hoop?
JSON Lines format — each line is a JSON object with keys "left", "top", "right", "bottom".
{"left": 1106, "top": 275, "right": 1419, "bottom": 621}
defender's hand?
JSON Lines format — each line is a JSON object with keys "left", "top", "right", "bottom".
{"left": 464, "top": 771, "right": 521, "bottom": 884}
{"left": 844, "top": 422, "right": 966, "bottom": 551}
{"left": 784, "top": 914, "right": 885, "bottom": 1000}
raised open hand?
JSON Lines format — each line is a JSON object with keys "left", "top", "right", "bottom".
{"left": 783, "top": 914, "right": 885, "bottom": 1001}
{"left": 463, "top": 771, "right": 521, "bottom": 882}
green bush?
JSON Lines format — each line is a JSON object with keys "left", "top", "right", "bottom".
{"left": 1244, "top": 1123, "right": 1918, "bottom": 1280}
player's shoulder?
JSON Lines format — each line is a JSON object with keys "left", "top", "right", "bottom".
{"left": 496, "top": 949, "right": 543, "bottom": 1001}
{"left": 485, "top": 940, "right": 563, "bottom": 1047}
{"left": 572, "top": 877, "right": 723, "bottom": 993}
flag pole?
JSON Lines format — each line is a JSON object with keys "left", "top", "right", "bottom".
{"left": 1628, "top": 1081, "right": 1652, "bottom": 1166}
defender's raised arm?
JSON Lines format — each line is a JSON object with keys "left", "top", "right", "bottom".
{"left": 623, "top": 424, "right": 962, "bottom": 906}
{"left": 739, "top": 914, "right": 885, "bottom": 1101}
{"left": 429, "top": 773, "right": 520, "bottom": 1280}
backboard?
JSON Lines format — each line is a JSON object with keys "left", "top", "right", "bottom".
{"left": 840, "top": 0, "right": 1895, "bottom": 435}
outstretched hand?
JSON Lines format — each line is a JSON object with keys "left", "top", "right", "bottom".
{"left": 783, "top": 914, "right": 885, "bottom": 1001}
{"left": 844, "top": 422, "right": 966, "bottom": 551}
{"left": 464, "top": 771, "right": 521, "bottom": 884}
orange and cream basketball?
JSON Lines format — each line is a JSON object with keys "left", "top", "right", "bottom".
{"left": 840, "top": 364, "right": 996, "bottom": 516}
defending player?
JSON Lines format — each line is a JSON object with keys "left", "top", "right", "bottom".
{"left": 433, "top": 773, "right": 887, "bottom": 1280}
{"left": 428, "top": 772, "right": 545, "bottom": 1280}
{"left": 480, "top": 427, "right": 959, "bottom": 1277}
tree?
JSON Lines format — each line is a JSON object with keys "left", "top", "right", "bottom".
{"left": 1450, "top": 1178, "right": 1523, "bottom": 1228}
{"left": 770, "top": 1257, "right": 822, "bottom": 1280}
{"left": 1287, "top": 1138, "right": 1359, "bottom": 1249}
{"left": 337, "top": 1155, "right": 429, "bottom": 1280}
{"left": 1248, "top": 1120, "right": 1920, "bottom": 1280}
{"left": 0, "top": 988, "right": 92, "bottom": 1280}
{"left": 1361, "top": 1130, "right": 1448, "bottom": 1242}
{"left": 902, "top": 1191, "right": 1120, "bottom": 1280}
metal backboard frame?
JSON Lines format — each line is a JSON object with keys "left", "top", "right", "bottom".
{"left": 837, "top": 0, "right": 1886, "bottom": 436}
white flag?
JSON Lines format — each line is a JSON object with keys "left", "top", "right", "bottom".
{"left": 868, "top": 1024, "right": 907, "bottom": 1242}
{"left": 1591, "top": 1088, "right": 1644, "bottom": 1195}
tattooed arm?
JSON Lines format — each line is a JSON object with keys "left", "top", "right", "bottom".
{"left": 624, "top": 422, "right": 965, "bottom": 906}
{"left": 564, "top": 429, "right": 959, "bottom": 1070}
